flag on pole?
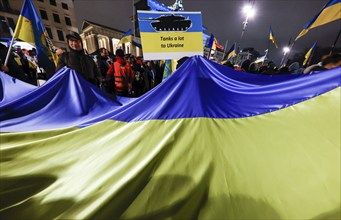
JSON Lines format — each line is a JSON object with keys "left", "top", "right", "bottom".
{"left": 254, "top": 55, "right": 266, "bottom": 63}
{"left": 118, "top": 29, "right": 133, "bottom": 45}
{"left": 215, "top": 38, "right": 224, "bottom": 51}
{"left": 303, "top": 41, "right": 317, "bottom": 66}
{"left": 224, "top": 43, "right": 236, "bottom": 61}
{"left": 13, "top": 0, "right": 57, "bottom": 72}
{"left": 269, "top": 26, "right": 278, "bottom": 48}
{"left": 162, "top": 59, "right": 172, "bottom": 80}
{"left": 295, "top": 0, "right": 341, "bottom": 40}
{"left": 207, "top": 34, "right": 224, "bottom": 51}
{"left": 254, "top": 49, "right": 269, "bottom": 63}
{"left": 132, "top": 40, "right": 142, "bottom": 48}
{"left": 207, "top": 34, "right": 216, "bottom": 50}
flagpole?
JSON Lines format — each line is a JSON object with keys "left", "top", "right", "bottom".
{"left": 223, "top": 39, "right": 228, "bottom": 58}
{"left": 132, "top": 0, "right": 136, "bottom": 56}
{"left": 207, "top": 47, "right": 212, "bottom": 59}
{"left": 4, "top": 33, "right": 16, "bottom": 66}
{"left": 307, "top": 48, "right": 315, "bottom": 67}
{"left": 266, "top": 40, "right": 270, "bottom": 66}
{"left": 263, "top": 49, "right": 269, "bottom": 65}
{"left": 329, "top": 29, "right": 341, "bottom": 55}
{"left": 132, "top": 0, "right": 135, "bottom": 37}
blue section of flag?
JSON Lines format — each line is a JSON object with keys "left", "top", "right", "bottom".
{"left": 207, "top": 34, "right": 215, "bottom": 49}
{"left": 122, "top": 29, "right": 132, "bottom": 38}
{"left": 132, "top": 40, "right": 142, "bottom": 48}
{"left": 0, "top": 71, "right": 36, "bottom": 106}
{"left": 1, "top": 56, "right": 340, "bottom": 132}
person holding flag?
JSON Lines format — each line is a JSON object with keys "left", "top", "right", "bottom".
{"left": 0, "top": 44, "right": 32, "bottom": 84}
{"left": 56, "top": 31, "right": 100, "bottom": 86}
{"left": 10, "top": 0, "right": 56, "bottom": 79}
{"left": 304, "top": 53, "right": 341, "bottom": 73}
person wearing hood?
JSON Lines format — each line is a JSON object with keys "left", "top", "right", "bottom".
{"left": 56, "top": 31, "right": 100, "bottom": 86}
{"left": 106, "top": 48, "right": 134, "bottom": 96}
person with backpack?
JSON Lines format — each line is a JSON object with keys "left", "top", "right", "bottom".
{"left": 56, "top": 31, "right": 100, "bottom": 86}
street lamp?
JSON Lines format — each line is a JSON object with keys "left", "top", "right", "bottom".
{"left": 240, "top": 2, "right": 256, "bottom": 40}
{"left": 236, "top": 1, "right": 255, "bottom": 65}
{"left": 283, "top": 47, "right": 290, "bottom": 53}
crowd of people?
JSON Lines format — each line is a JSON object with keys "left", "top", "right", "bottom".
{"left": 0, "top": 43, "right": 42, "bottom": 85}
{"left": 55, "top": 31, "right": 165, "bottom": 97}
{"left": 222, "top": 53, "right": 341, "bottom": 75}
{"left": 1, "top": 30, "right": 341, "bottom": 98}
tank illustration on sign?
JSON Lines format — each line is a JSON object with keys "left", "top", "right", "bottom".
{"left": 141, "top": 14, "right": 192, "bottom": 32}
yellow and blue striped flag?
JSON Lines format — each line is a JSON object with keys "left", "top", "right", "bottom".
{"left": 0, "top": 57, "right": 340, "bottom": 219}
{"left": 207, "top": 34, "right": 217, "bottom": 50}
{"left": 303, "top": 41, "right": 317, "bottom": 66}
{"left": 226, "top": 43, "right": 236, "bottom": 61}
{"left": 13, "top": 0, "right": 56, "bottom": 72}
{"left": 162, "top": 59, "right": 172, "bottom": 81}
{"left": 269, "top": 26, "right": 278, "bottom": 48}
{"left": 221, "top": 43, "right": 236, "bottom": 63}
{"left": 254, "top": 49, "right": 269, "bottom": 63}
{"left": 207, "top": 34, "right": 224, "bottom": 51}
{"left": 296, "top": 0, "right": 341, "bottom": 40}
{"left": 118, "top": 29, "right": 133, "bottom": 45}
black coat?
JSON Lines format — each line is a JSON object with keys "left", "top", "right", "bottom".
{"left": 56, "top": 50, "right": 99, "bottom": 85}
{"left": 96, "top": 56, "right": 110, "bottom": 78}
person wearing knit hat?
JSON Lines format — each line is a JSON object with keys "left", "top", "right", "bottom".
{"left": 66, "top": 31, "right": 82, "bottom": 42}
{"left": 55, "top": 31, "right": 100, "bottom": 86}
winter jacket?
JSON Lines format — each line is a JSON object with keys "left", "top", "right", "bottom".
{"left": 56, "top": 50, "right": 99, "bottom": 86}
{"left": 107, "top": 57, "right": 134, "bottom": 95}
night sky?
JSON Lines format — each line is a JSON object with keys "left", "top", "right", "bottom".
{"left": 73, "top": 0, "right": 340, "bottom": 64}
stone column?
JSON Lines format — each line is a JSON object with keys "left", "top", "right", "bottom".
{"left": 93, "top": 34, "right": 99, "bottom": 52}
{"left": 109, "top": 36, "right": 114, "bottom": 53}
{"left": 89, "top": 33, "right": 99, "bottom": 54}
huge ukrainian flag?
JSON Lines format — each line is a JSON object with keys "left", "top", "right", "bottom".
{"left": 0, "top": 56, "right": 340, "bottom": 219}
